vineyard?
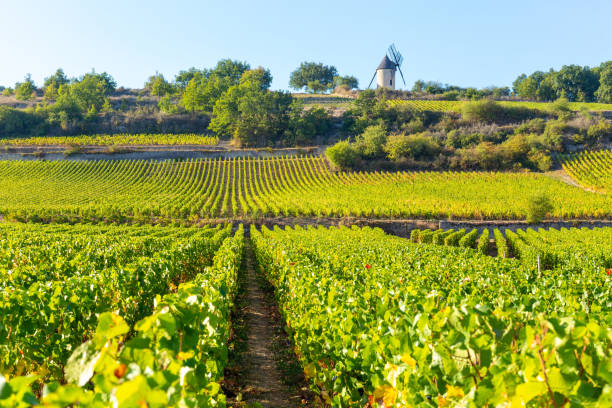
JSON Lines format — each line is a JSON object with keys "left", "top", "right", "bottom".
{"left": 0, "top": 156, "right": 610, "bottom": 222}
{"left": 410, "top": 226, "right": 612, "bottom": 270}
{"left": 251, "top": 225, "right": 610, "bottom": 407}
{"left": 0, "top": 133, "right": 219, "bottom": 146}
{"left": 559, "top": 149, "right": 612, "bottom": 193}
{"left": 0, "top": 222, "right": 243, "bottom": 406}
{"left": 388, "top": 99, "right": 612, "bottom": 113}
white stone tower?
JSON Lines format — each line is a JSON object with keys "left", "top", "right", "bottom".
{"left": 368, "top": 44, "right": 406, "bottom": 90}
{"left": 376, "top": 55, "right": 397, "bottom": 89}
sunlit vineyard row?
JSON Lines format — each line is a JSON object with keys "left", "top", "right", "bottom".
{"left": 252, "top": 225, "right": 610, "bottom": 407}
{"left": 0, "top": 133, "right": 219, "bottom": 146}
{"left": 0, "top": 223, "right": 242, "bottom": 407}
{"left": 410, "top": 225, "right": 612, "bottom": 272}
{"left": 559, "top": 149, "right": 612, "bottom": 193}
{"left": 388, "top": 99, "right": 612, "bottom": 113}
{"left": 0, "top": 156, "right": 609, "bottom": 222}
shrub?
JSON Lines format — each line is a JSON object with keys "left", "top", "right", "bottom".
{"left": 384, "top": 132, "right": 440, "bottom": 161}
{"left": 355, "top": 125, "right": 387, "bottom": 159}
{"left": 551, "top": 97, "right": 572, "bottom": 120}
{"left": 514, "top": 118, "right": 546, "bottom": 135}
{"left": 586, "top": 120, "right": 612, "bottom": 144}
{"left": 0, "top": 106, "right": 44, "bottom": 136}
{"left": 527, "top": 150, "right": 552, "bottom": 171}
{"left": 325, "top": 140, "right": 359, "bottom": 170}
{"left": 477, "top": 229, "right": 489, "bottom": 254}
{"left": 526, "top": 193, "right": 553, "bottom": 224}
{"left": 462, "top": 100, "right": 538, "bottom": 124}
{"left": 543, "top": 119, "right": 566, "bottom": 151}
{"left": 409, "top": 229, "right": 420, "bottom": 243}
{"left": 2, "top": 88, "right": 13, "bottom": 96}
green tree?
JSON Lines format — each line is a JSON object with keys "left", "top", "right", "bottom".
{"left": 289, "top": 62, "right": 338, "bottom": 93}
{"left": 553, "top": 65, "right": 599, "bottom": 102}
{"left": 146, "top": 73, "right": 174, "bottom": 97}
{"left": 175, "top": 67, "right": 206, "bottom": 90}
{"left": 334, "top": 75, "right": 359, "bottom": 89}
{"left": 43, "top": 68, "right": 69, "bottom": 100}
{"left": 181, "top": 78, "right": 205, "bottom": 115}
{"left": 15, "top": 74, "right": 36, "bottom": 101}
{"left": 209, "top": 69, "right": 293, "bottom": 146}
{"left": 595, "top": 62, "right": 612, "bottom": 103}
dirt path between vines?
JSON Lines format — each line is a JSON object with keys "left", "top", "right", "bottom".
{"left": 546, "top": 170, "right": 602, "bottom": 194}
{"left": 240, "top": 241, "right": 303, "bottom": 408}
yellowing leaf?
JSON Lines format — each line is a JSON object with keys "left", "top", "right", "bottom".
{"left": 446, "top": 384, "right": 465, "bottom": 399}
{"left": 401, "top": 353, "right": 417, "bottom": 368}
{"left": 374, "top": 385, "right": 398, "bottom": 407}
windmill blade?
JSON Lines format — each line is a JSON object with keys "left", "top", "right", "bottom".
{"left": 398, "top": 66, "right": 407, "bottom": 86}
{"left": 367, "top": 71, "right": 377, "bottom": 88}
{"left": 388, "top": 44, "right": 403, "bottom": 67}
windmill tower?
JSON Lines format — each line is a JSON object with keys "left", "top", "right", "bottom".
{"left": 368, "top": 44, "right": 406, "bottom": 90}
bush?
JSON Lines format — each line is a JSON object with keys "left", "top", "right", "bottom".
{"left": 462, "top": 100, "right": 538, "bottom": 124}
{"left": 527, "top": 150, "right": 552, "bottom": 171}
{"left": 0, "top": 106, "right": 45, "bottom": 136}
{"left": 384, "top": 132, "right": 440, "bottom": 161}
{"left": 355, "top": 125, "right": 387, "bottom": 159}
{"left": 551, "top": 97, "right": 572, "bottom": 120}
{"left": 526, "top": 193, "right": 554, "bottom": 223}
{"left": 586, "top": 120, "right": 612, "bottom": 144}
{"left": 325, "top": 140, "right": 359, "bottom": 170}
{"left": 409, "top": 229, "right": 420, "bottom": 243}
{"left": 15, "top": 75, "right": 36, "bottom": 101}
{"left": 543, "top": 120, "right": 566, "bottom": 151}
{"left": 514, "top": 118, "right": 546, "bottom": 135}
{"left": 2, "top": 88, "right": 13, "bottom": 96}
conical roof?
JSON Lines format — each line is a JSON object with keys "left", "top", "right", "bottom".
{"left": 377, "top": 54, "right": 396, "bottom": 70}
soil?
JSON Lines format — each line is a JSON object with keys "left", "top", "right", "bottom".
{"left": 237, "top": 240, "right": 308, "bottom": 408}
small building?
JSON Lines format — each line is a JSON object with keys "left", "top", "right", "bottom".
{"left": 376, "top": 55, "right": 397, "bottom": 90}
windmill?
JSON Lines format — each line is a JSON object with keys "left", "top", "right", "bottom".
{"left": 368, "top": 44, "right": 406, "bottom": 90}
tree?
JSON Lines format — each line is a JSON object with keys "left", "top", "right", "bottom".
{"left": 181, "top": 78, "right": 205, "bottom": 115}
{"left": 595, "top": 62, "right": 612, "bottom": 103}
{"left": 209, "top": 68, "right": 293, "bottom": 146}
{"left": 146, "top": 73, "right": 174, "bottom": 97}
{"left": 553, "top": 65, "right": 598, "bottom": 102}
{"left": 334, "top": 75, "right": 359, "bottom": 89}
{"left": 175, "top": 67, "right": 205, "bottom": 90}
{"left": 412, "top": 80, "right": 425, "bottom": 93}
{"left": 43, "top": 68, "right": 69, "bottom": 100}
{"left": 289, "top": 62, "right": 338, "bottom": 93}
{"left": 15, "top": 74, "right": 36, "bottom": 101}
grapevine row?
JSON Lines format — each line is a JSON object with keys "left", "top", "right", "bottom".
{"left": 0, "top": 156, "right": 609, "bottom": 222}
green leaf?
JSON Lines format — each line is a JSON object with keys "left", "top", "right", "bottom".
{"left": 94, "top": 312, "right": 129, "bottom": 345}
{"left": 64, "top": 341, "right": 101, "bottom": 386}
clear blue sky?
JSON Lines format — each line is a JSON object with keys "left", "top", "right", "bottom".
{"left": 1, "top": 0, "right": 611, "bottom": 91}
